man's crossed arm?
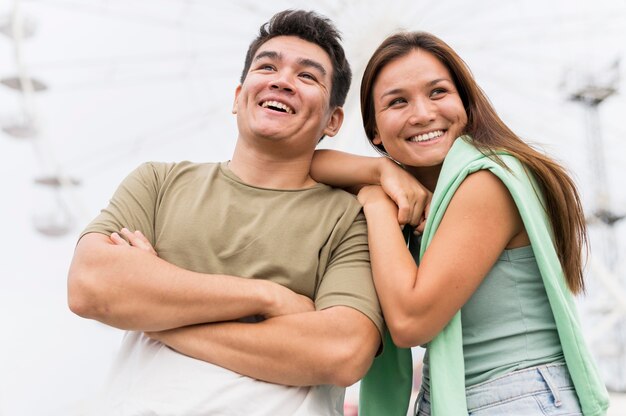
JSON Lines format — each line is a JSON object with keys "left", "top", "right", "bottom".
{"left": 67, "top": 229, "right": 380, "bottom": 386}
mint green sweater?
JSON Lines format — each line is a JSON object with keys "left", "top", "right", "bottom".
{"left": 360, "top": 137, "right": 609, "bottom": 416}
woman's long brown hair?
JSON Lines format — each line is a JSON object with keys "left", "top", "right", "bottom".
{"left": 361, "top": 32, "right": 587, "bottom": 294}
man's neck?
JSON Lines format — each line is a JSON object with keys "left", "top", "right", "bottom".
{"left": 228, "top": 142, "right": 317, "bottom": 190}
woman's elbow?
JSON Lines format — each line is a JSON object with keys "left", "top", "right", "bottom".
{"left": 387, "top": 316, "right": 435, "bottom": 348}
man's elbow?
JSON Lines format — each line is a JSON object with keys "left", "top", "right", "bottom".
{"left": 328, "top": 331, "right": 378, "bottom": 387}
{"left": 67, "top": 259, "right": 107, "bottom": 320}
{"left": 330, "top": 355, "right": 374, "bottom": 387}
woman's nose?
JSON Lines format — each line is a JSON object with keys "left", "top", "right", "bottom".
{"left": 408, "top": 100, "right": 436, "bottom": 125}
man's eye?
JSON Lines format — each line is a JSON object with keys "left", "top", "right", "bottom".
{"left": 300, "top": 73, "right": 316, "bottom": 81}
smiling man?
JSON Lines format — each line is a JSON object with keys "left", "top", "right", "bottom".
{"left": 67, "top": 9, "right": 382, "bottom": 416}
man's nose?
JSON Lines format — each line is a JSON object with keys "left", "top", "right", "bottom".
{"left": 270, "top": 73, "right": 295, "bottom": 93}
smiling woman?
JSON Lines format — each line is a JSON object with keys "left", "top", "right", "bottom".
{"left": 370, "top": 49, "right": 468, "bottom": 189}
{"left": 311, "top": 30, "right": 609, "bottom": 416}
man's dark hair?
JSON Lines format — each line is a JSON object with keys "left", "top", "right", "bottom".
{"left": 240, "top": 9, "right": 351, "bottom": 108}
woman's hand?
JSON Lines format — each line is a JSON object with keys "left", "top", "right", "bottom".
{"left": 378, "top": 158, "right": 431, "bottom": 228}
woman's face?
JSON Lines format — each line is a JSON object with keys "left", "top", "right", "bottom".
{"left": 371, "top": 49, "right": 467, "bottom": 169}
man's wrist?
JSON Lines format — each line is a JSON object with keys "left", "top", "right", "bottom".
{"left": 257, "top": 279, "right": 280, "bottom": 317}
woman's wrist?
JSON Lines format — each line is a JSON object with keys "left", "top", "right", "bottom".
{"left": 358, "top": 186, "right": 396, "bottom": 213}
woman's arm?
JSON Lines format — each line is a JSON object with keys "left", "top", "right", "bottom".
{"left": 310, "top": 149, "right": 385, "bottom": 188}
{"left": 359, "top": 170, "right": 527, "bottom": 347}
{"left": 311, "top": 149, "right": 431, "bottom": 226}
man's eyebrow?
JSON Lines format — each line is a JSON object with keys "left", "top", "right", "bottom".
{"left": 298, "top": 58, "right": 327, "bottom": 76}
{"left": 254, "top": 50, "right": 280, "bottom": 61}
{"left": 253, "top": 51, "right": 327, "bottom": 76}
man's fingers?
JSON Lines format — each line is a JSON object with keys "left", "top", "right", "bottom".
{"left": 120, "top": 228, "right": 136, "bottom": 242}
{"left": 118, "top": 228, "right": 157, "bottom": 255}
{"left": 110, "top": 232, "right": 129, "bottom": 246}
{"left": 121, "top": 228, "right": 143, "bottom": 246}
{"left": 134, "top": 230, "right": 155, "bottom": 252}
{"left": 134, "top": 230, "right": 149, "bottom": 243}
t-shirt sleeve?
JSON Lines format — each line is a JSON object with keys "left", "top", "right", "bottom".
{"left": 79, "top": 162, "right": 171, "bottom": 245}
{"left": 315, "top": 210, "right": 384, "bottom": 340}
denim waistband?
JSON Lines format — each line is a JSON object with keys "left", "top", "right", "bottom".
{"left": 465, "top": 363, "right": 573, "bottom": 411}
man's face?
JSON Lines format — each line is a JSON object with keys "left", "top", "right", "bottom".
{"left": 233, "top": 36, "right": 343, "bottom": 152}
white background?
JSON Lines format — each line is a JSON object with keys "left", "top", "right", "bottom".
{"left": 1, "top": 1, "right": 625, "bottom": 414}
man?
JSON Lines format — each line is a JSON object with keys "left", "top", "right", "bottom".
{"left": 68, "top": 9, "right": 382, "bottom": 415}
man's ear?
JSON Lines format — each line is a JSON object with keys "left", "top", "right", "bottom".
{"left": 322, "top": 107, "right": 344, "bottom": 138}
{"left": 232, "top": 85, "right": 242, "bottom": 114}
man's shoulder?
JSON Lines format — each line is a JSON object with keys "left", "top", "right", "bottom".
{"left": 315, "top": 184, "right": 359, "bottom": 202}
{"left": 132, "top": 161, "right": 221, "bottom": 182}
{"left": 308, "top": 185, "right": 365, "bottom": 225}
{"left": 322, "top": 185, "right": 363, "bottom": 209}
{"left": 139, "top": 160, "right": 220, "bottom": 172}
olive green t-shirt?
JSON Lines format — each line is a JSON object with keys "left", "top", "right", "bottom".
{"left": 81, "top": 161, "right": 383, "bottom": 335}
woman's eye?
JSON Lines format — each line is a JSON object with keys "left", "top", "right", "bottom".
{"left": 431, "top": 88, "right": 447, "bottom": 97}
{"left": 260, "top": 64, "right": 275, "bottom": 71}
{"left": 389, "top": 97, "right": 406, "bottom": 106}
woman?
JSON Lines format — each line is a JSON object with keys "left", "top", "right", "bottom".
{"left": 311, "top": 32, "right": 609, "bottom": 415}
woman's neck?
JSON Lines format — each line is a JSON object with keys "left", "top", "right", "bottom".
{"left": 405, "top": 165, "right": 442, "bottom": 193}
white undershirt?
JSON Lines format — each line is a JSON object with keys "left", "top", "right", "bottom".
{"left": 88, "top": 332, "right": 345, "bottom": 416}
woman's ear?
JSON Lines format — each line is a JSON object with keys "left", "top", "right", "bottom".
{"left": 372, "top": 130, "right": 382, "bottom": 146}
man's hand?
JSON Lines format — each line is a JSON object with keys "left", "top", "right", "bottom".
{"left": 378, "top": 158, "right": 431, "bottom": 229}
{"left": 112, "top": 227, "right": 314, "bottom": 318}
{"left": 262, "top": 281, "right": 315, "bottom": 318}
{"left": 110, "top": 228, "right": 157, "bottom": 256}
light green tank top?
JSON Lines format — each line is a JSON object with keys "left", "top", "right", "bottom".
{"left": 360, "top": 138, "right": 608, "bottom": 416}
{"left": 421, "top": 244, "right": 564, "bottom": 390}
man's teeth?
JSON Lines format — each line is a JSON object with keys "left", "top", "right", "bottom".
{"left": 261, "top": 100, "right": 294, "bottom": 114}
{"left": 408, "top": 130, "right": 444, "bottom": 142}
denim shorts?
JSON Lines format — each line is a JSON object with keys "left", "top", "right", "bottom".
{"left": 415, "top": 363, "right": 582, "bottom": 415}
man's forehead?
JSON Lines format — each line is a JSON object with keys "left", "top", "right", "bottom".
{"left": 253, "top": 36, "right": 332, "bottom": 68}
